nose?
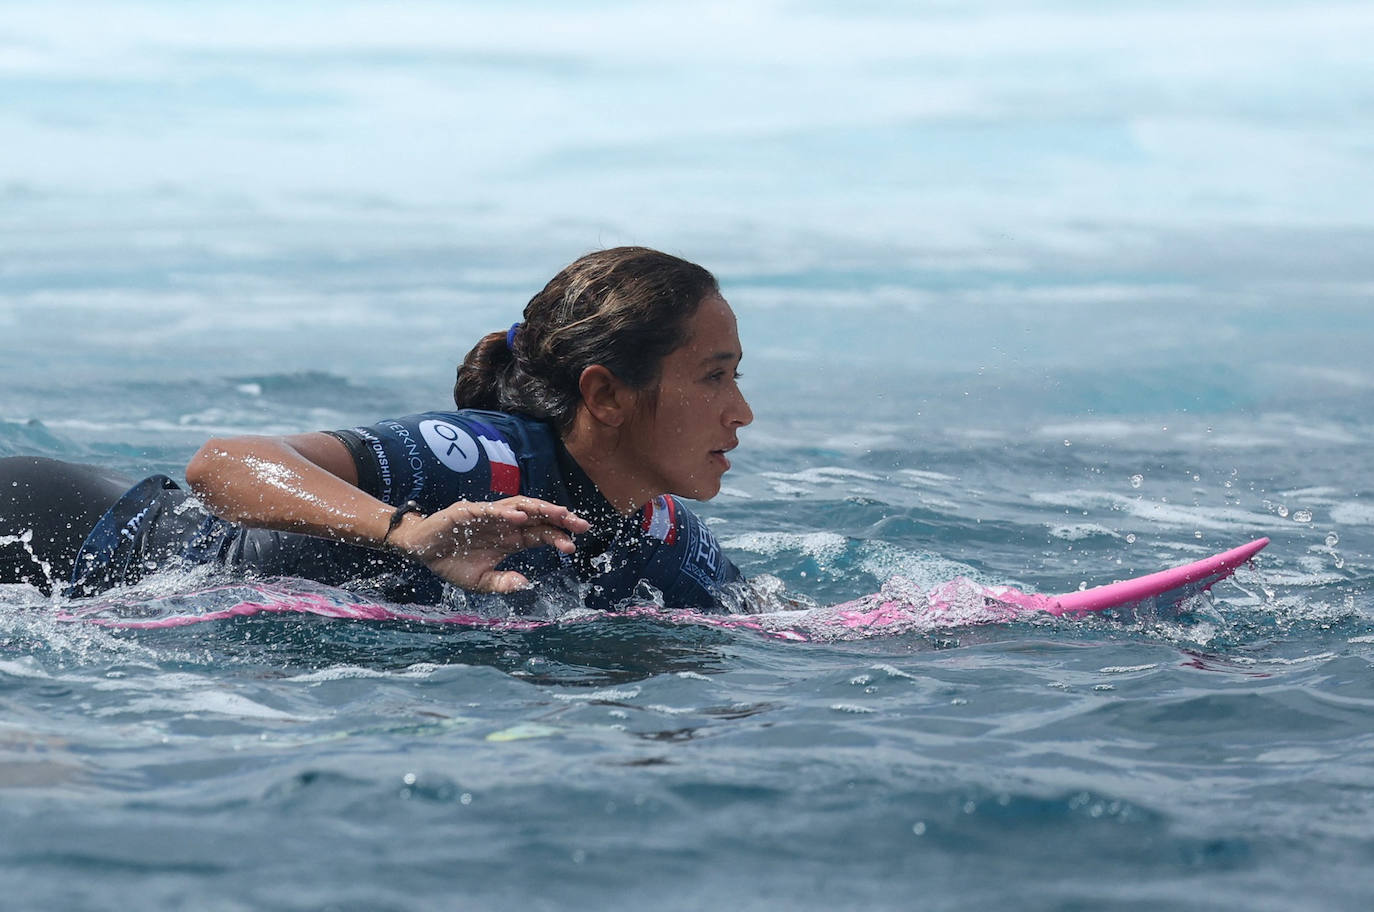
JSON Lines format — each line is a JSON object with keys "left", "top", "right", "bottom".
{"left": 727, "top": 384, "right": 754, "bottom": 429}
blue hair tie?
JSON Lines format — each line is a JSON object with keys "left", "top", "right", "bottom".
{"left": 506, "top": 322, "right": 522, "bottom": 349}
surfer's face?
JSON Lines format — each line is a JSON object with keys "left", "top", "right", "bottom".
{"left": 623, "top": 294, "right": 753, "bottom": 501}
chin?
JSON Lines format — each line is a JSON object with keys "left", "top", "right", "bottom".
{"left": 682, "top": 478, "right": 723, "bottom": 501}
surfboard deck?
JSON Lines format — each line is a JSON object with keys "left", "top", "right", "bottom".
{"left": 1044, "top": 537, "right": 1269, "bottom": 616}
{"left": 53, "top": 538, "right": 1270, "bottom": 640}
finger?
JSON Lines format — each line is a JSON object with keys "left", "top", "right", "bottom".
{"left": 514, "top": 525, "right": 577, "bottom": 555}
{"left": 496, "top": 497, "right": 590, "bottom": 532}
{"left": 476, "top": 569, "right": 532, "bottom": 593}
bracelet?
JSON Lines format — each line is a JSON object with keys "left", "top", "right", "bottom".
{"left": 381, "top": 500, "right": 422, "bottom": 546}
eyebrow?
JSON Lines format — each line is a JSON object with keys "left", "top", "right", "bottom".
{"left": 699, "top": 351, "right": 741, "bottom": 365}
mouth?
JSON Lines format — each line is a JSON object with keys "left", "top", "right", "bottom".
{"left": 710, "top": 442, "right": 738, "bottom": 471}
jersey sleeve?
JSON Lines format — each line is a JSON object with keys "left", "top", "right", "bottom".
{"left": 325, "top": 412, "right": 523, "bottom": 512}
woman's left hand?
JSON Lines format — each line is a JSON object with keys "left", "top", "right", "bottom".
{"left": 386, "top": 496, "right": 591, "bottom": 593}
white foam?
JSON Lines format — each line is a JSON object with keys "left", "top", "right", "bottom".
{"left": 552, "top": 686, "right": 641, "bottom": 703}
{"left": 1260, "top": 652, "right": 1337, "bottom": 666}
{"left": 1277, "top": 486, "right": 1344, "bottom": 501}
{"left": 0, "top": 657, "right": 50, "bottom": 680}
{"left": 720, "top": 531, "right": 848, "bottom": 561}
{"left": 1029, "top": 489, "right": 1285, "bottom": 532}
{"left": 871, "top": 663, "right": 921, "bottom": 681}
{"left": 897, "top": 469, "right": 958, "bottom": 486}
{"left": 1049, "top": 523, "right": 1121, "bottom": 542}
{"left": 643, "top": 704, "right": 696, "bottom": 716}
{"left": 286, "top": 664, "right": 439, "bottom": 683}
{"left": 855, "top": 541, "right": 991, "bottom": 590}
{"left": 715, "top": 484, "right": 754, "bottom": 500}
{"left": 94, "top": 688, "right": 307, "bottom": 722}
{"left": 760, "top": 467, "right": 883, "bottom": 485}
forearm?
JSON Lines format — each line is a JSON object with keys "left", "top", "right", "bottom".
{"left": 186, "top": 435, "right": 397, "bottom": 547}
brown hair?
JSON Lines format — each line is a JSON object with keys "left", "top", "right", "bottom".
{"left": 453, "top": 247, "right": 719, "bottom": 432}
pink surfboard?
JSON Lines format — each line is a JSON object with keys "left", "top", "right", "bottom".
{"left": 801, "top": 536, "right": 1272, "bottom": 637}
{"left": 55, "top": 538, "right": 1270, "bottom": 640}
{"left": 1041, "top": 536, "right": 1269, "bottom": 616}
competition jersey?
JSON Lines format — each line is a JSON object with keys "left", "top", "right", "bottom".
{"left": 70, "top": 410, "right": 743, "bottom": 614}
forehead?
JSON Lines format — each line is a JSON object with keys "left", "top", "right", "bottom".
{"left": 679, "top": 295, "right": 740, "bottom": 358}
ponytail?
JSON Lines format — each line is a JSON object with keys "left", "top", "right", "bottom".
{"left": 453, "top": 330, "right": 515, "bottom": 413}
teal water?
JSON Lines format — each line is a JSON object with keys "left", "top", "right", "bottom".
{"left": 3, "top": 2, "right": 1373, "bottom": 909}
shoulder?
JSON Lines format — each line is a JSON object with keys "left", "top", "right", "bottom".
{"left": 355, "top": 410, "right": 556, "bottom": 469}
{"left": 638, "top": 495, "right": 735, "bottom": 590}
{"left": 338, "top": 409, "right": 559, "bottom": 504}
{"left": 639, "top": 494, "right": 722, "bottom": 545}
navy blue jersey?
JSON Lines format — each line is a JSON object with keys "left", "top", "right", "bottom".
{"left": 70, "top": 410, "right": 743, "bottom": 614}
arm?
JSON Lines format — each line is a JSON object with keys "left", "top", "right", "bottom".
{"left": 186, "top": 433, "right": 588, "bottom": 592}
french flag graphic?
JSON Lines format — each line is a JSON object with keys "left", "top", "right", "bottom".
{"left": 641, "top": 495, "right": 677, "bottom": 545}
{"left": 478, "top": 435, "right": 520, "bottom": 495}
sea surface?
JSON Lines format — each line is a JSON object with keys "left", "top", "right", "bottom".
{"left": 3, "top": 1, "right": 1373, "bottom": 909}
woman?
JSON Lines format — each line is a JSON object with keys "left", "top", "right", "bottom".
{"left": 0, "top": 247, "right": 754, "bottom": 614}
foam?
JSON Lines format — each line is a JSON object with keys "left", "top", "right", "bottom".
{"left": 719, "top": 531, "right": 849, "bottom": 562}
{"left": 552, "top": 686, "right": 642, "bottom": 703}
{"left": 1048, "top": 523, "right": 1121, "bottom": 542}
{"left": 760, "top": 467, "right": 883, "bottom": 485}
{"left": 897, "top": 469, "right": 958, "bottom": 486}
{"left": 286, "top": 664, "right": 440, "bottom": 683}
{"left": 1029, "top": 488, "right": 1285, "bottom": 533}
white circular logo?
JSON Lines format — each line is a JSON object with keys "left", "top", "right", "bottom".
{"left": 419, "top": 419, "right": 478, "bottom": 473}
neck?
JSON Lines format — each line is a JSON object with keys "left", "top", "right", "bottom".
{"left": 562, "top": 415, "right": 652, "bottom": 516}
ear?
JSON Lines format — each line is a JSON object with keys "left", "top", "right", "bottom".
{"left": 577, "top": 365, "right": 637, "bottom": 428}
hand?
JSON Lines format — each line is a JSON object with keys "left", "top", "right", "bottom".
{"left": 387, "top": 496, "right": 591, "bottom": 593}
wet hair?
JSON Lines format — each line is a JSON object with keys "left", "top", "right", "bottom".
{"left": 453, "top": 247, "right": 720, "bottom": 433}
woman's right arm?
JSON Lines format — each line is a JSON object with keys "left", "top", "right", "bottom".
{"left": 186, "top": 433, "right": 588, "bottom": 592}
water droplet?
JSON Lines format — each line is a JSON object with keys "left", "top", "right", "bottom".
{"left": 1125, "top": 533, "right": 1136, "bottom": 543}
{"left": 1335, "top": 555, "right": 1345, "bottom": 569}
{"left": 402, "top": 772, "right": 417, "bottom": 786}
{"left": 912, "top": 821, "right": 927, "bottom": 836}
{"left": 1293, "top": 510, "right": 1312, "bottom": 523}
{"left": 1194, "top": 531, "right": 1203, "bottom": 539}
{"left": 1192, "top": 474, "right": 1200, "bottom": 482}
{"left": 1064, "top": 439, "right": 1072, "bottom": 447}
{"left": 1277, "top": 505, "right": 1289, "bottom": 518}
{"left": 1325, "top": 533, "right": 1340, "bottom": 547}
{"left": 1130, "top": 474, "right": 1143, "bottom": 488}
{"left": 460, "top": 792, "right": 473, "bottom": 805}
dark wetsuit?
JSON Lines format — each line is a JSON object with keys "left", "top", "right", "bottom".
{"left": 1, "top": 411, "right": 743, "bottom": 613}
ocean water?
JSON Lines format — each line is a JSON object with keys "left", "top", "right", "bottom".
{"left": 3, "top": 1, "right": 1373, "bottom": 909}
